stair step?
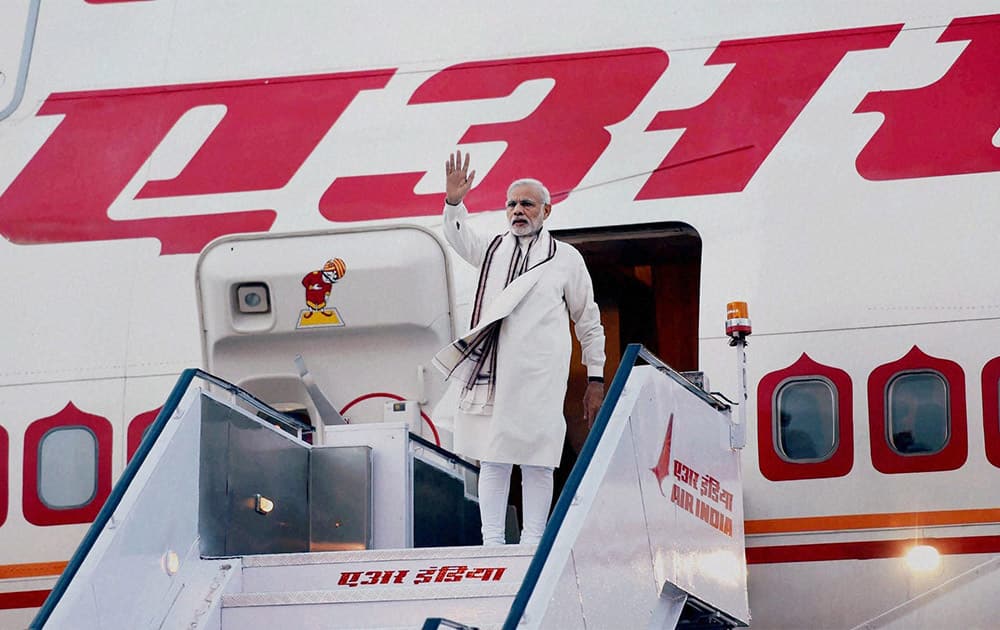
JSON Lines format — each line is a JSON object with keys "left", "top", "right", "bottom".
{"left": 218, "top": 546, "right": 535, "bottom": 629}
{"left": 223, "top": 582, "right": 519, "bottom": 607}
{"left": 222, "top": 598, "right": 509, "bottom": 630}
{"left": 239, "top": 545, "right": 535, "bottom": 593}
{"left": 221, "top": 583, "right": 517, "bottom": 630}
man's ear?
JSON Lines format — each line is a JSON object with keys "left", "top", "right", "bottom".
{"left": 543, "top": 203, "right": 552, "bottom": 219}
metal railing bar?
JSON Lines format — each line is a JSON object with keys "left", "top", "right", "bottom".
{"left": 197, "top": 371, "right": 315, "bottom": 435}
{"left": 410, "top": 433, "right": 480, "bottom": 474}
{"left": 637, "top": 347, "right": 730, "bottom": 411}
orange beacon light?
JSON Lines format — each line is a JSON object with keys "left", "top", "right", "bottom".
{"left": 725, "top": 301, "right": 751, "bottom": 338}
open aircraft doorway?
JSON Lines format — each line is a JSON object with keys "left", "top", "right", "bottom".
{"left": 550, "top": 222, "right": 703, "bottom": 494}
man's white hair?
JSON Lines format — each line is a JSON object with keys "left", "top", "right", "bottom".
{"left": 507, "top": 178, "right": 551, "bottom": 205}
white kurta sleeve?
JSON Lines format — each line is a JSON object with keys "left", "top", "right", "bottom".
{"left": 443, "top": 201, "right": 489, "bottom": 267}
{"left": 564, "top": 249, "right": 606, "bottom": 378}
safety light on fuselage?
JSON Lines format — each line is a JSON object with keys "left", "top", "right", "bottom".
{"left": 725, "top": 301, "right": 751, "bottom": 338}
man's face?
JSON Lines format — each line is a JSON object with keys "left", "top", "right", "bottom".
{"left": 506, "top": 184, "right": 551, "bottom": 237}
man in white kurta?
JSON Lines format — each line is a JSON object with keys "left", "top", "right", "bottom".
{"left": 433, "top": 151, "right": 605, "bottom": 545}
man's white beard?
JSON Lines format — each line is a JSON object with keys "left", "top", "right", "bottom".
{"left": 510, "top": 217, "right": 542, "bottom": 237}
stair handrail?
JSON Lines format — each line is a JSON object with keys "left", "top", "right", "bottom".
{"left": 29, "top": 368, "right": 314, "bottom": 629}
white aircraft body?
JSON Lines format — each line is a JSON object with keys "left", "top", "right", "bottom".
{"left": 1, "top": 1, "right": 999, "bottom": 628}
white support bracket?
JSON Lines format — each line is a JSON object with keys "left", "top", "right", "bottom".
{"left": 730, "top": 338, "right": 748, "bottom": 450}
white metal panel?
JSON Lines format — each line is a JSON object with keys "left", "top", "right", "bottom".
{"left": 531, "top": 365, "right": 748, "bottom": 628}
{"left": 631, "top": 369, "right": 747, "bottom": 619}
{"left": 320, "top": 423, "right": 412, "bottom": 549}
{"left": 554, "top": 418, "right": 661, "bottom": 629}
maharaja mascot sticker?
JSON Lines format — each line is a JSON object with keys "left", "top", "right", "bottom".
{"left": 297, "top": 258, "right": 347, "bottom": 329}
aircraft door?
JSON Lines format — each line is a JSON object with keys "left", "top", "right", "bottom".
{"left": 195, "top": 225, "right": 457, "bottom": 445}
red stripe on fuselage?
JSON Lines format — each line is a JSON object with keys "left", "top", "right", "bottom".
{"left": 747, "top": 534, "right": 1000, "bottom": 564}
{"left": 0, "top": 589, "right": 49, "bottom": 610}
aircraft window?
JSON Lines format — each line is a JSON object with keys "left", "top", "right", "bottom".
{"left": 38, "top": 427, "right": 98, "bottom": 508}
{"left": 868, "top": 346, "right": 966, "bottom": 474}
{"left": 757, "top": 354, "right": 853, "bottom": 481}
{"left": 886, "top": 371, "right": 949, "bottom": 454}
{"left": 775, "top": 378, "right": 836, "bottom": 461}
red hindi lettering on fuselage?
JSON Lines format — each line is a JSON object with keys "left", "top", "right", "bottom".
{"left": 319, "top": 47, "right": 669, "bottom": 221}
{"left": 636, "top": 24, "right": 901, "bottom": 200}
{"left": 0, "top": 70, "right": 393, "bottom": 255}
{"left": 0, "top": 19, "right": 996, "bottom": 255}
{"left": 855, "top": 14, "right": 1000, "bottom": 181}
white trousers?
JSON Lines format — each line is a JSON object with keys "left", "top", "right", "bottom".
{"left": 478, "top": 461, "right": 554, "bottom": 545}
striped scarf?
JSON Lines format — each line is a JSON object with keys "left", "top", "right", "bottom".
{"left": 443, "top": 230, "right": 556, "bottom": 414}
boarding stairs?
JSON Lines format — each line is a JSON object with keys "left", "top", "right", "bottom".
{"left": 30, "top": 345, "right": 750, "bottom": 629}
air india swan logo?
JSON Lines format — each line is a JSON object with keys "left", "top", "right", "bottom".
{"left": 297, "top": 258, "right": 347, "bottom": 329}
{"left": 651, "top": 413, "right": 674, "bottom": 496}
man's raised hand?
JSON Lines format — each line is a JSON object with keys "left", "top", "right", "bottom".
{"left": 445, "top": 150, "right": 476, "bottom": 205}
